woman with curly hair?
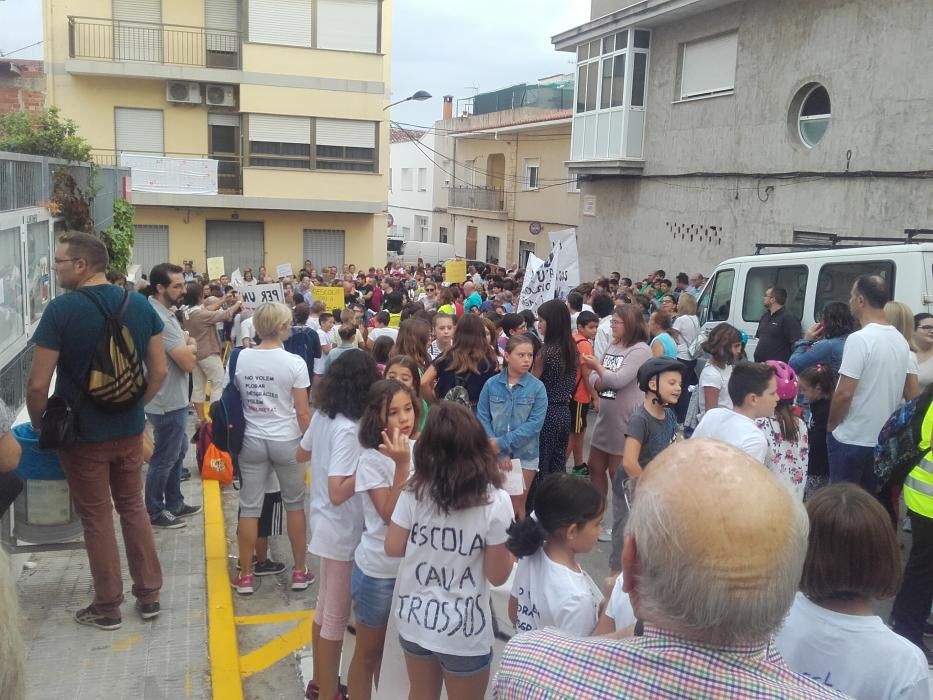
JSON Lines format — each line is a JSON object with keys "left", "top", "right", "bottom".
{"left": 420, "top": 314, "right": 499, "bottom": 407}
{"left": 698, "top": 323, "right": 745, "bottom": 414}
{"left": 393, "top": 318, "right": 432, "bottom": 373}
{"left": 298, "top": 349, "right": 380, "bottom": 700}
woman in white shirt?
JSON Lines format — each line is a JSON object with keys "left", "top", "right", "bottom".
{"left": 230, "top": 303, "right": 311, "bottom": 595}
{"left": 672, "top": 294, "right": 700, "bottom": 423}
{"left": 775, "top": 483, "right": 929, "bottom": 700}
{"left": 506, "top": 473, "right": 605, "bottom": 636}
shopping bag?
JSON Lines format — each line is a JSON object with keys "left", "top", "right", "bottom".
{"left": 201, "top": 443, "right": 234, "bottom": 486}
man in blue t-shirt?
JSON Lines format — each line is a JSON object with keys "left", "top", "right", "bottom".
{"left": 27, "top": 231, "right": 168, "bottom": 632}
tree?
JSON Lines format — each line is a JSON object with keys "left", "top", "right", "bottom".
{"left": 0, "top": 107, "right": 92, "bottom": 161}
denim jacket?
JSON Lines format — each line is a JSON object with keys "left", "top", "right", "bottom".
{"left": 477, "top": 370, "right": 548, "bottom": 462}
{"left": 788, "top": 335, "right": 847, "bottom": 375}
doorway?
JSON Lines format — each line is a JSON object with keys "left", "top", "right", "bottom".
{"left": 466, "top": 226, "right": 478, "bottom": 259}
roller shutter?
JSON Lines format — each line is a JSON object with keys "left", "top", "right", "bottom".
{"left": 205, "top": 0, "right": 239, "bottom": 52}
{"left": 249, "top": 114, "right": 311, "bottom": 143}
{"left": 303, "top": 229, "right": 345, "bottom": 271}
{"left": 115, "top": 108, "right": 164, "bottom": 154}
{"left": 316, "top": 0, "right": 378, "bottom": 53}
{"left": 248, "top": 0, "right": 312, "bottom": 48}
{"left": 206, "top": 221, "right": 264, "bottom": 274}
{"left": 113, "top": 0, "right": 162, "bottom": 61}
{"left": 132, "top": 224, "right": 170, "bottom": 278}
{"left": 315, "top": 119, "right": 375, "bottom": 148}
{"left": 208, "top": 113, "right": 241, "bottom": 127}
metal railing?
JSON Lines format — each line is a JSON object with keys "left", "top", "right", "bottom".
{"left": 92, "top": 150, "right": 243, "bottom": 194}
{"left": 448, "top": 186, "right": 505, "bottom": 211}
{"left": 68, "top": 16, "right": 241, "bottom": 69}
{"left": 0, "top": 154, "right": 46, "bottom": 212}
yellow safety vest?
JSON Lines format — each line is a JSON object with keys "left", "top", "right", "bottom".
{"left": 904, "top": 403, "right": 933, "bottom": 518}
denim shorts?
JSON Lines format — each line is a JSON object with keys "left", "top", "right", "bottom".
{"left": 350, "top": 562, "right": 396, "bottom": 628}
{"left": 398, "top": 635, "right": 492, "bottom": 676}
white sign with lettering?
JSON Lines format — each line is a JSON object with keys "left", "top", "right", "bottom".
{"left": 237, "top": 283, "right": 284, "bottom": 311}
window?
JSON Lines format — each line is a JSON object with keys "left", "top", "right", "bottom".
{"left": 401, "top": 168, "right": 413, "bottom": 191}
{"left": 115, "top": 107, "right": 164, "bottom": 154}
{"left": 518, "top": 240, "right": 536, "bottom": 268}
{"left": 631, "top": 53, "right": 648, "bottom": 108}
{"left": 248, "top": 115, "right": 377, "bottom": 172}
{"left": 415, "top": 215, "right": 428, "bottom": 241}
{"left": 815, "top": 261, "right": 894, "bottom": 322}
{"left": 567, "top": 172, "right": 580, "bottom": 193}
{"left": 417, "top": 167, "right": 427, "bottom": 191}
{"left": 486, "top": 236, "right": 500, "bottom": 264}
{"left": 678, "top": 32, "right": 738, "bottom": 100}
{"left": 315, "top": 118, "right": 376, "bottom": 172}
{"left": 439, "top": 226, "right": 448, "bottom": 244}
{"left": 402, "top": 226, "right": 411, "bottom": 239}
{"left": 575, "top": 38, "right": 601, "bottom": 113}
{"left": 798, "top": 84, "right": 831, "bottom": 148}
{"left": 524, "top": 159, "right": 540, "bottom": 190}
{"left": 248, "top": 114, "right": 311, "bottom": 168}
{"left": 741, "top": 266, "right": 808, "bottom": 322}
{"left": 317, "top": 0, "right": 378, "bottom": 53}
{"left": 697, "top": 268, "right": 735, "bottom": 324}
{"left": 247, "top": 0, "right": 313, "bottom": 47}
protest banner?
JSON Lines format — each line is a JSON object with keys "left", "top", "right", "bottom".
{"left": 445, "top": 259, "right": 467, "bottom": 284}
{"left": 230, "top": 268, "right": 244, "bottom": 287}
{"left": 206, "top": 256, "right": 225, "bottom": 281}
{"left": 549, "top": 229, "right": 580, "bottom": 301}
{"left": 276, "top": 263, "right": 294, "bottom": 279}
{"left": 517, "top": 253, "right": 554, "bottom": 314}
{"left": 237, "top": 283, "right": 284, "bottom": 312}
{"left": 311, "top": 285, "right": 345, "bottom": 313}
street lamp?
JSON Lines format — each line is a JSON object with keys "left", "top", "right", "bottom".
{"left": 384, "top": 90, "right": 432, "bottom": 110}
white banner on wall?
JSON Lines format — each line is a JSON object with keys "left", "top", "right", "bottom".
{"left": 118, "top": 153, "right": 218, "bottom": 195}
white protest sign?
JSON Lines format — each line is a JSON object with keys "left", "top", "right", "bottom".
{"left": 549, "top": 228, "right": 579, "bottom": 301}
{"left": 518, "top": 254, "right": 554, "bottom": 314}
{"left": 276, "top": 263, "right": 294, "bottom": 279}
{"left": 237, "top": 283, "right": 284, "bottom": 311}
{"left": 230, "top": 268, "right": 244, "bottom": 287}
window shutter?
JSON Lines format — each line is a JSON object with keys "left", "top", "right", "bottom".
{"left": 112, "top": 0, "right": 162, "bottom": 61}
{"left": 248, "top": 0, "right": 312, "bottom": 48}
{"left": 315, "top": 119, "right": 375, "bottom": 148}
{"left": 248, "top": 114, "right": 311, "bottom": 143}
{"left": 115, "top": 108, "right": 164, "bottom": 154}
{"left": 681, "top": 32, "right": 738, "bottom": 99}
{"left": 303, "top": 229, "right": 346, "bottom": 270}
{"left": 132, "top": 224, "right": 170, "bottom": 278}
{"left": 113, "top": 0, "right": 160, "bottom": 23}
{"left": 316, "top": 0, "right": 378, "bottom": 53}
{"left": 205, "top": 0, "right": 239, "bottom": 51}
{"left": 208, "top": 113, "right": 241, "bottom": 127}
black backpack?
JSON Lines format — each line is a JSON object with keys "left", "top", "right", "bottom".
{"left": 76, "top": 288, "right": 147, "bottom": 413}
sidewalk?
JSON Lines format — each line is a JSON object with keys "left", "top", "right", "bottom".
{"left": 15, "top": 476, "right": 210, "bottom": 700}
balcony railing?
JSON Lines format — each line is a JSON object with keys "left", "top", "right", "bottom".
{"left": 68, "top": 16, "right": 241, "bottom": 69}
{"left": 448, "top": 186, "right": 505, "bottom": 212}
{"left": 92, "top": 150, "right": 243, "bottom": 195}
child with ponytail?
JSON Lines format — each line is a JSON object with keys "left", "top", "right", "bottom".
{"left": 506, "top": 473, "right": 605, "bottom": 636}
{"left": 756, "top": 360, "right": 809, "bottom": 502}
{"left": 799, "top": 363, "right": 835, "bottom": 499}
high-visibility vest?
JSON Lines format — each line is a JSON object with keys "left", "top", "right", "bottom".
{"left": 904, "top": 402, "right": 933, "bottom": 518}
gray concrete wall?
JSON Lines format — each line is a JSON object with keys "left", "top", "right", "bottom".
{"left": 576, "top": 0, "right": 933, "bottom": 279}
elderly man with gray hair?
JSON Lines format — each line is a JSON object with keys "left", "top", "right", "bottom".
{"left": 494, "top": 440, "right": 851, "bottom": 700}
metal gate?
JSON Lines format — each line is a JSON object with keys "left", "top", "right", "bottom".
{"left": 132, "top": 224, "right": 170, "bottom": 279}
{"left": 303, "top": 229, "right": 345, "bottom": 271}
{"left": 206, "top": 221, "right": 264, "bottom": 275}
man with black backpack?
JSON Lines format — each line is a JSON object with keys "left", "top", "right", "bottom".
{"left": 27, "top": 231, "right": 168, "bottom": 632}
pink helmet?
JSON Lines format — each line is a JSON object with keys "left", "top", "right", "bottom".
{"left": 765, "top": 360, "right": 798, "bottom": 401}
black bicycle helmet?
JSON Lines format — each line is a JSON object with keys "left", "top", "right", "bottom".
{"left": 637, "top": 358, "right": 685, "bottom": 394}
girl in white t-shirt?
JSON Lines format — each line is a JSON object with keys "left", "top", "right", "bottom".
{"left": 776, "top": 483, "right": 929, "bottom": 700}
{"left": 347, "top": 379, "right": 420, "bottom": 700}
{"left": 698, "top": 323, "right": 744, "bottom": 414}
{"left": 506, "top": 473, "right": 605, "bottom": 636}
{"left": 385, "top": 402, "right": 515, "bottom": 700}
{"left": 297, "top": 349, "right": 380, "bottom": 700}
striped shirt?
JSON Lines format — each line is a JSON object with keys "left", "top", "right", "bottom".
{"left": 493, "top": 626, "right": 852, "bottom": 700}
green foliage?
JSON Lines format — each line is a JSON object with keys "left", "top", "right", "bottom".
{"left": 102, "top": 199, "right": 135, "bottom": 275}
{"left": 0, "top": 107, "right": 92, "bottom": 162}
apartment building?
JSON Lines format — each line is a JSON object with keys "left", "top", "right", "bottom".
{"left": 387, "top": 127, "right": 448, "bottom": 243}
{"left": 433, "top": 80, "right": 579, "bottom": 267}
{"left": 43, "top": 0, "right": 390, "bottom": 276}
{"left": 553, "top": 0, "right": 933, "bottom": 277}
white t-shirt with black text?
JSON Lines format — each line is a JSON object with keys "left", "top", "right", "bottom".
{"left": 511, "top": 549, "right": 602, "bottom": 636}
{"left": 390, "top": 486, "right": 514, "bottom": 656}
{"left": 691, "top": 407, "right": 768, "bottom": 463}
{"left": 605, "top": 574, "right": 637, "bottom": 630}
{"left": 301, "top": 412, "right": 363, "bottom": 561}
{"left": 233, "top": 347, "right": 310, "bottom": 441}
{"left": 776, "top": 593, "right": 930, "bottom": 700}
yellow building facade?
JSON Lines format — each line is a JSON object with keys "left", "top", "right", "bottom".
{"left": 43, "top": 0, "right": 390, "bottom": 276}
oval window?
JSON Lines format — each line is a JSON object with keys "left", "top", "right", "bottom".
{"left": 798, "top": 84, "right": 831, "bottom": 148}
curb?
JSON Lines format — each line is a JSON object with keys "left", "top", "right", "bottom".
{"left": 203, "top": 479, "right": 243, "bottom": 700}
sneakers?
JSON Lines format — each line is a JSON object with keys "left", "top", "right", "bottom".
{"left": 570, "top": 463, "right": 590, "bottom": 479}
{"left": 75, "top": 606, "right": 122, "bottom": 631}
{"left": 135, "top": 601, "right": 160, "bottom": 620}
{"left": 232, "top": 574, "right": 255, "bottom": 595}
{"left": 254, "top": 559, "right": 287, "bottom": 576}
{"left": 173, "top": 503, "right": 202, "bottom": 518}
{"left": 291, "top": 568, "right": 316, "bottom": 591}
{"left": 597, "top": 525, "right": 612, "bottom": 543}
{"left": 180, "top": 467, "right": 192, "bottom": 482}
{"left": 151, "top": 511, "right": 186, "bottom": 529}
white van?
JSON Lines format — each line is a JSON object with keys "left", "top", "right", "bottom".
{"left": 397, "top": 241, "right": 455, "bottom": 267}
{"left": 697, "top": 243, "right": 933, "bottom": 357}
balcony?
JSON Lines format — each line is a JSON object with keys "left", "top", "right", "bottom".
{"left": 68, "top": 16, "right": 240, "bottom": 69}
{"left": 448, "top": 186, "right": 505, "bottom": 212}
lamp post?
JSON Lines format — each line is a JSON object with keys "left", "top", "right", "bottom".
{"left": 384, "top": 90, "right": 432, "bottom": 110}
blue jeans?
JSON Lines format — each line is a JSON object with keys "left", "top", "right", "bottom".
{"left": 827, "top": 432, "right": 877, "bottom": 491}
{"left": 144, "top": 408, "right": 188, "bottom": 518}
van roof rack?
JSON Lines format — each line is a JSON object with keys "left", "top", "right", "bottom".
{"left": 754, "top": 230, "right": 933, "bottom": 255}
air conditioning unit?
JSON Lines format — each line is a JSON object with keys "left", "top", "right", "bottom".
{"left": 166, "top": 81, "right": 201, "bottom": 104}
{"left": 205, "top": 84, "right": 236, "bottom": 107}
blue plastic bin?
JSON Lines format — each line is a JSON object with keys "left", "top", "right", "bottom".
{"left": 13, "top": 423, "right": 66, "bottom": 480}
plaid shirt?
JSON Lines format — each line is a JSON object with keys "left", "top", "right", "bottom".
{"left": 493, "top": 625, "right": 852, "bottom": 700}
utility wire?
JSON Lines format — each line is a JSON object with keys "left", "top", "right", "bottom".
{"left": 0, "top": 40, "right": 43, "bottom": 57}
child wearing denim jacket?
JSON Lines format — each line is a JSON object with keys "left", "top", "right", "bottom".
{"left": 477, "top": 335, "right": 548, "bottom": 518}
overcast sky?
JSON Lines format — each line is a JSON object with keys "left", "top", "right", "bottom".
{"left": 0, "top": 0, "right": 588, "bottom": 126}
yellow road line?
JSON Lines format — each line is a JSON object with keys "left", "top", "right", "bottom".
{"left": 203, "top": 479, "right": 243, "bottom": 700}
{"left": 235, "top": 610, "right": 315, "bottom": 626}
{"left": 238, "top": 613, "right": 315, "bottom": 678}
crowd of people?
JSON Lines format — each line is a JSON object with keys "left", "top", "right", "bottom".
{"left": 3, "top": 231, "right": 932, "bottom": 700}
